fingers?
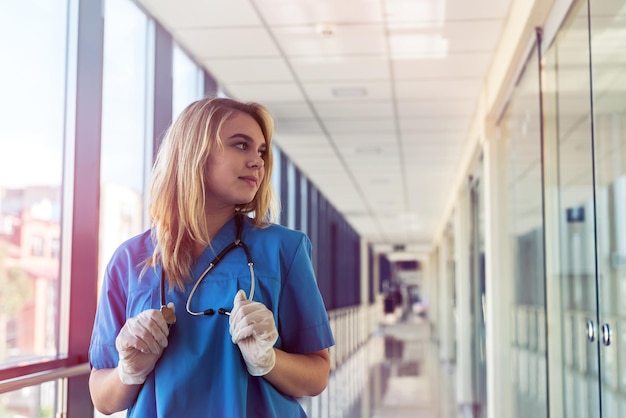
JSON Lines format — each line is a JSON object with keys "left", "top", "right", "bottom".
{"left": 229, "top": 302, "right": 275, "bottom": 343}
{"left": 119, "top": 310, "right": 170, "bottom": 355}
{"left": 234, "top": 289, "right": 247, "bottom": 303}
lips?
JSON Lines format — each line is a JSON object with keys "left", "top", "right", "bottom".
{"left": 239, "top": 176, "right": 258, "bottom": 187}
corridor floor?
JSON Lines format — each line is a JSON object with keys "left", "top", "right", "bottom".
{"left": 312, "top": 314, "right": 458, "bottom": 418}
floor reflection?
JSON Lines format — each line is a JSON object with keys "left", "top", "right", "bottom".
{"left": 304, "top": 314, "right": 458, "bottom": 418}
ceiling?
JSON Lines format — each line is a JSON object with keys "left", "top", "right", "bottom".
{"left": 135, "top": 0, "right": 514, "bottom": 258}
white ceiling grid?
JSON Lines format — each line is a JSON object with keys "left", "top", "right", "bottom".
{"left": 136, "top": 0, "right": 513, "bottom": 257}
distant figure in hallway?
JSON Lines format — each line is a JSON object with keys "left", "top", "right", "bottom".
{"left": 88, "top": 97, "right": 335, "bottom": 417}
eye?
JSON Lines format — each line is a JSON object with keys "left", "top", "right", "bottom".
{"left": 235, "top": 142, "right": 248, "bottom": 151}
{"left": 258, "top": 148, "right": 267, "bottom": 158}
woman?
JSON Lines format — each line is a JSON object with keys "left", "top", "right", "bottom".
{"left": 89, "top": 97, "right": 335, "bottom": 417}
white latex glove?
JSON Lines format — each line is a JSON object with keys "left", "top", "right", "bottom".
{"left": 229, "top": 290, "right": 278, "bottom": 376}
{"left": 115, "top": 303, "right": 173, "bottom": 385}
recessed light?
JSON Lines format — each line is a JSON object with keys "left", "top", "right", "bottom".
{"left": 332, "top": 87, "right": 367, "bottom": 97}
{"left": 316, "top": 22, "right": 336, "bottom": 37}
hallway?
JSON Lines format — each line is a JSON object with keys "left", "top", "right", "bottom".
{"left": 305, "top": 313, "right": 458, "bottom": 418}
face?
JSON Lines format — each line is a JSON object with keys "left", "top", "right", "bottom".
{"left": 204, "top": 111, "right": 267, "bottom": 211}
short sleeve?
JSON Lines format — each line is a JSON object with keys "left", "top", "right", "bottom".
{"left": 277, "top": 235, "right": 335, "bottom": 354}
{"left": 88, "top": 259, "right": 128, "bottom": 369}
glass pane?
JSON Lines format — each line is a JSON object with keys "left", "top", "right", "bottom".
{"left": 99, "top": 0, "right": 150, "bottom": 285}
{"left": 0, "top": 0, "right": 68, "bottom": 366}
{"left": 499, "top": 40, "right": 548, "bottom": 418}
{"left": 543, "top": 1, "right": 601, "bottom": 416}
{"left": 589, "top": 0, "right": 626, "bottom": 412}
{"left": 172, "top": 44, "right": 204, "bottom": 120}
{"left": 470, "top": 178, "right": 487, "bottom": 417}
{"left": 0, "top": 381, "right": 59, "bottom": 417}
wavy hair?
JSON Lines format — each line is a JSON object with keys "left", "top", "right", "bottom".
{"left": 144, "top": 97, "right": 278, "bottom": 291}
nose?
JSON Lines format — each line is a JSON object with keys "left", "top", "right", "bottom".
{"left": 248, "top": 154, "right": 264, "bottom": 169}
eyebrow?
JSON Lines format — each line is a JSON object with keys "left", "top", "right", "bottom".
{"left": 227, "top": 133, "right": 267, "bottom": 148}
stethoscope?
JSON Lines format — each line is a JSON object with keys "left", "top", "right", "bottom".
{"left": 159, "top": 214, "right": 255, "bottom": 326}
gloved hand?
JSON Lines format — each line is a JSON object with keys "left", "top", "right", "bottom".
{"left": 115, "top": 303, "right": 173, "bottom": 385}
{"left": 229, "top": 290, "right": 278, "bottom": 376}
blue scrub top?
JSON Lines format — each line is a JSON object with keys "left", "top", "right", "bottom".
{"left": 89, "top": 216, "right": 335, "bottom": 417}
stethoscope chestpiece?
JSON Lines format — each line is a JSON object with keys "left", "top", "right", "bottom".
{"left": 160, "top": 304, "right": 177, "bottom": 325}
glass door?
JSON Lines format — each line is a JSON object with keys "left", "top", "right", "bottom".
{"left": 500, "top": 39, "right": 548, "bottom": 418}
{"left": 588, "top": 0, "right": 626, "bottom": 415}
{"left": 542, "top": 1, "right": 602, "bottom": 417}
{"left": 469, "top": 174, "right": 487, "bottom": 418}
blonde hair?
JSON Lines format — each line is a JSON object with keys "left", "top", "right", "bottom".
{"left": 144, "top": 97, "right": 277, "bottom": 291}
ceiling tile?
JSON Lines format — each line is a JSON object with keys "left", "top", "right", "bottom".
{"left": 263, "top": 102, "right": 317, "bottom": 119}
{"left": 290, "top": 56, "right": 390, "bottom": 81}
{"left": 387, "top": 21, "right": 503, "bottom": 54}
{"left": 175, "top": 28, "right": 279, "bottom": 58}
{"left": 332, "top": 133, "right": 399, "bottom": 148}
{"left": 444, "top": 0, "right": 512, "bottom": 20}
{"left": 137, "top": 0, "right": 261, "bottom": 28}
{"left": 325, "top": 118, "right": 396, "bottom": 135}
{"left": 396, "top": 99, "right": 477, "bottom": 117}
{"left": 313, "top": 101, "right": 395, "bottom": 118}
{"left": 401, "top": 132, "right": 466, "bottom": 145}
{"left": 136, "top": 0, "right": 516, "bottom": 251}
{"left": 395, "top": 79, "right": 482, "bottom": 100}
{"left": 392, "top": 53, "right": 492, "bottom": 79}
{"left": 255, "top": 0, "right": 383, "bottom": 25}
{"left": 303, "top": 80, "right": 392, "bottom": 101}
{"left": 399, "top": 116, "right": 472, "bottom": 132}
{"left": 222, "top": 82, "right": 306, "bottom": 102}
{"left": 272, "top": 24, "right": 387, "bottom": 56}
{"left": 273, "top": 118, "right": 324, "bottom": 135}
{"left": 203, "top": 58, "right": 294, "bottom": 83}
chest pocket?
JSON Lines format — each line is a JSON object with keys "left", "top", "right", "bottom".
{"left": 126, "top": 269, "right": 161, "bottom": 318}
{"left": 189, "top": 258, "right": 280, "bottom": 313}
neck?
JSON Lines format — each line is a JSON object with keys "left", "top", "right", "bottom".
{"left": 192, "top": 209, "right": 237, "bottom": 259}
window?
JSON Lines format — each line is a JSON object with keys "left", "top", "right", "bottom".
{"left": 99, "top": 0, "right": 151, "bottom": 283}
{"left": 0, "top": 0, "right": 69, "bottom": 415}
{"left": 30, "top": 236, "right": 45, "bottom": 257}
{"left": 172, "top": 44, "right": 204, "bottom": 120}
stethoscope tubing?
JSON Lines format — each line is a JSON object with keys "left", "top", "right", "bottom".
{"left": 160, "top": 214, "right": 255, "bottom": 320}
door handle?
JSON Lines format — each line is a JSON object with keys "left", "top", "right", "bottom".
{"left": 586, "top": 320, "right": 595, "bottom": 342}
{"left": 601, "top": 323, "right": 612, "bottom": 346}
